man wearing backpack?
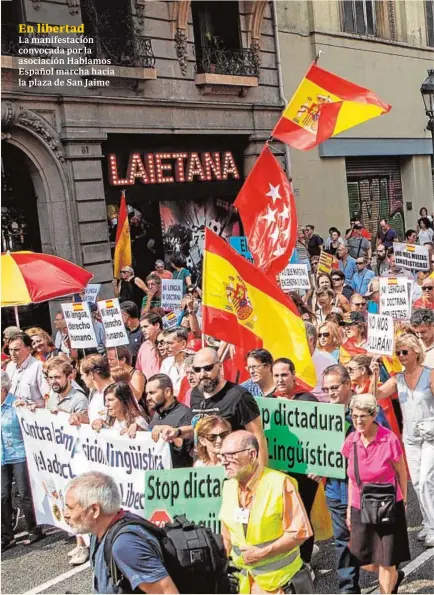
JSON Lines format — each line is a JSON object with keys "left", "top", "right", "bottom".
{"left": 64, "top": 471, "right": 178, "bottom": 594}
{"left": 219, "top": 431, "right": 314, "bottom": 594}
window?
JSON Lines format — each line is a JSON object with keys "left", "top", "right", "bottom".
{"left": 341, "top": 0, "right": 376, "bottom": 36}
{"left": 1, "top": 1, "right": 23, "bottom": 56}
{"left": 427, "top": 0, "right": 434, "bottom": 46}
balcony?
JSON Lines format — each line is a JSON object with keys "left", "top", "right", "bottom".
{"left": 85, "top": 35, "right": 156, "bottom": 69}
{"left": 195, "top": 46, "right": 259, "bottom": 93}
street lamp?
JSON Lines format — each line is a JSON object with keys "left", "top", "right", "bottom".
{"left": 420, "top": 69, "right": 434, "bottom": 179}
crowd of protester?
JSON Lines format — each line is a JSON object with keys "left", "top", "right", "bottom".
{"left": 2, "top": 212, "right": 434, "bottom": 594}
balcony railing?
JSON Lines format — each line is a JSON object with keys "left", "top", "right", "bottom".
{"left": 85, "top": 35, "right": 155, "bottom": 69}
{"left": 196, "top": 46, "right": 259, "bottom": 78}
{"left": 1, "top": 24, "right": 155, "bottom": 69}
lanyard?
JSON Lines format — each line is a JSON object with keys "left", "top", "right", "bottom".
{"left": 355, "top": 270, "right": 367, "bottom": 293}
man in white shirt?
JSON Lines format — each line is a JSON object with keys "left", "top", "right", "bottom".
{"left": 69, "top": 354, "right": 113, "bottom": 426}
{"left": 304, "top": 322, "right": 335, "bottom": 402}
{"left": 410, "top": 309, "right": 434, "bottom": 369}
{"left": 53, "top": 312, "right": 71, "bottom": 357}
{"left": 6, "top": 333, "right": 48, "bottom": 407}
{"left": 160, "top": 327, "right": 189, "bottom": 396}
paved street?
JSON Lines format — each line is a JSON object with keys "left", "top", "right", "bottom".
{"left": 2, "top": 483, "right": 433, "bottom": 595}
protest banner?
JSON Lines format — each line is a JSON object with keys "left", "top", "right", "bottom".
{"left": 61, "top": 302, "right": 97, "bottom": 349}
{"left": 317, "top": 252, "right": 334, "bottom": 275}
{"left": 83, "top": 283, "right": 101, "bottom": 303}
{"left": 367, "top": 313, "right": 394, "bottom": 356}
{"left": 162, "top": 308, "right": 183, "bottom": 330}
{"left": 229, "top": 236, "right": 254, "bottom": 263}
{"left": 79, "top": 425, "right": 172, "bottom": 517}
{"left": 161, "top": 279, "right": 183, "bottom": 311}
{"left": 16, "top": 408, "right": 81, "bottom": 531}
{"left": 279, "top": 264, "right": 311, "bottom": 291}
{"left": 17, "top": 408, "right": 172, "bottom": 528}
{"left": 379, "top": 277, "right": 411, "bottom": 320}
{"left": 257, "top": 397, "right": 346, "bottom": 479}
{"left": 144, "top": 467, "right": 225, "bottom": 534}
{"left": 394, "top": 243, "right": 429, "bottom": 271}
{"left": 97, "top": 298, "right": 129, "bottom": 348}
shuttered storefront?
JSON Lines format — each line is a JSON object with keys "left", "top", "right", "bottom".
{"left": 345, "top": 157, "right": 405, "bottom": 246}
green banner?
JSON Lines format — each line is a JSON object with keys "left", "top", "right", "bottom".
{"left": 257, "top": 397, "right": 346, "bottom": 479}
{"left": 144, "top": 466, "right": 225, "bottom": 534}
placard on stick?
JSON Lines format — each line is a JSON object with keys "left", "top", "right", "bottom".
{"left": 394, "top": 243, "right": 429, "bottom": 271}
{"left": 279, "top": 264, "right": 311, "bottom": 292}
{"left": 97, "top": 298, "right": 129, "bottom": 348}
{"left": 379, "top": 277, "right": 411, "bottom": 320}
{"left": 161, "top": 279, "right": 183, "bottom": 311}
{"left": 367, "top": 313, "right": 394, "bottom": 357}
{"left": 61, "top": 302, "right": 97, "bottom": 349}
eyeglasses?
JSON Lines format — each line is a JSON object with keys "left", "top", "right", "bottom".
{"left": 193, "top": 363, "right": 217, "bottom": 373}
{"left": 353, "top": 302, "right": 366, "bottom": 307}
{"left": 347, "top": 366, "right": 362, "bottom": 374}
{"left": 205, "top": 431, "right": 231, "bottom": 443}
{"left": 422, "top": 287, "right": 434, "bottom": 292}
{"left": 322, "top": 382, "right": 344, "bottom": 394}
{"left": 220, "top": 448, "right": 252, "bottom": 462}
{"left": 246, "top": 364, "right": 265, "bottom": 372}
{"left": 318, "top": 332, "right": 330, "bottom": 338}
{"left": 351, "top": 414, "right": 372, "bottom": 421}
{"left": 396, "top": 349, "right": 409, "bottom": 356}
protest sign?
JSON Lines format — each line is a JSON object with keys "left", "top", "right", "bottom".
{"left": 367, "top": 313, "right": 394, "bottom": 356}
{"left": 379, "top": 277, "right": 411, "bottom": 320}
{"left": 394, "top": 243, "right": 429, "bottom": 271}
{"left": 79, "top": 425, "right": 172, "bottom": 517}
{"left": 229, "top": 236, "right": 254, "bottom": 263}
{"left": 161, "top": 279, "right": 183, "bottom": 311}
{"left": 97, "top": 298, "right": 129, "bottom": 347}
{"left": 189, "top": 244, "right": 202, "bottom": 268}
{"left": 83, "top": 283, "right": 101, "bottom": 303}
{"left": 317, "top": 252, "right": 335, "bottom": 275}
{"left": 61, "top": 302, "right": 97, "bottom": 349}
{"left": 257, "top": 397, "right": 346, "bottom": 479}
{"left": 279, "top": 264, "right": 311, "bottom": 291}
{"left": 17, "top": 408, "right": 172, "bottom": 527}
{"left": 17, "top": 408, "right": 81, "bottom": 531}
{"left": 145, "top": 467, "right": 225, "bottom": 534}
{"left": 162, "top": 308, "right": 183, "bottom": 330}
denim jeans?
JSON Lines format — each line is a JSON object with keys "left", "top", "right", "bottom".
{"left": 326, "top": 496, "right": 361, "bottom": 594}
{"left": 1, "top": 462, "right": 38, "bottom": 542}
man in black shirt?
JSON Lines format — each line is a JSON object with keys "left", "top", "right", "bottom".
{"left": 164, "top": 347, "right": 268, "bottom": 466}
{"left": 304, "top": 225, "right": 324, "bottom": 257}
{"left": 147, "top": 374, "right": 193, "bottom": 468}
{"left": 120, "top": 301, "right": 143, "bottom": 366}
{"left": 271, "top": 358, "right": 320, "bottom": 569}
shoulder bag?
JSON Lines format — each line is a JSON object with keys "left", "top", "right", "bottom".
{"left": 353, "top": 442, "right": 396, "bottom": 525}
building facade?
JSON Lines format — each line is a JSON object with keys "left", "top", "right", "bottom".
{"left": 1, "top": 0, "right": 284, "bottom": 328}
{"left": 276, "top": 0, "right": 434, "bottom": 239}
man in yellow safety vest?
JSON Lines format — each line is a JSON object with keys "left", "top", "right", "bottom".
{"left": 219, "top": 430, "right": 314, "bottom": 594}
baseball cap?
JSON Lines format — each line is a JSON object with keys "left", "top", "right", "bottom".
{"left": 364, "top": 278, "right": 380, "bottom": 297}
{"left": 343, "top": 311, "right": 366, "bottom": 325}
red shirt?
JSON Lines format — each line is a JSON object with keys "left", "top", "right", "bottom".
{"left": 413, "top": 297, "right": 434, "bottom": 310}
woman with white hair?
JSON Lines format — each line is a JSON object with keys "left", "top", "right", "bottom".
{"left": 152, "top": 259, "right": 173, "bottom": 280}
{"left": 370, "top": 334, "right": 434, "bottom": 549}
{"left": 1, "top": 370, "right": 43, "bottom": 551}
{"left": 342, "top": 393, "right": 409, "bottom": 594}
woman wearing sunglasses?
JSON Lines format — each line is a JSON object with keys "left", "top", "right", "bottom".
{"left": 317, "top": 322, "right": 341, "bottom": 362}
{"left": 370, "top": 334, "right": 434, "bottom": 548}
{"left": 194, "top": 415, "right": 232, "bottom": 467}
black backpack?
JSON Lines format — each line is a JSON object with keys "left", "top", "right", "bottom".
{"left": 103, "top": 513, "right": 237, "bottom": 594}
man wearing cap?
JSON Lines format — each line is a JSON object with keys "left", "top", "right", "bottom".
{"left": 364, "top": 278, "right": 380, "bottom": 314}
{"left": 350, "top": 257, "right": 375, "bottom": 296}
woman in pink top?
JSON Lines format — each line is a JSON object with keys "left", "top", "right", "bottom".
{"left": 342, "top": 393, "right": 409, "bottom": 595}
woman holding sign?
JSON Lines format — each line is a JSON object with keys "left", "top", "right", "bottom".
{"left": 370, "top": 334, "right": 434, "bottom": 548}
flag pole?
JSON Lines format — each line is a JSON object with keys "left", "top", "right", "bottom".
{"left": 14, "top": 305, "right": 20, "bottom": 328}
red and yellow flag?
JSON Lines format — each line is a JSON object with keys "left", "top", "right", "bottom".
{"left": 202, "top": 229, "right": 316, "bottom": 389}
{"left": 113, "top": 191, "right": 132, "bottom": 278}
{"left": 272, "top": 63, "right": 391, "bottom": 150}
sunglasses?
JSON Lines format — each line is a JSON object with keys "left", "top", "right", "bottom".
{"left": 396, "top": 350, "right": 409, "bottom": 356}
{"left": 422, "top": 287, "right": 434, "bottom": 291}
{"left": 353, "top": 302, "right": 366, "bottom": 307}
{"left": 347, "top": 366, "right": 362, "bottom": 373}
{"left": 120, "top": 270, "right": 128, "bottom": 274}
{"left": 205, "top": 431, "right": 230, "bottom": 443}
{"left": 156, "top": 340, "right": 166, "bottom": 345}
{"left": 356, "top": 262, "right": 365, "bottom": 265}
{"left": 318, "top": 332, "right": 330, "bottom": 338}
{"left": 193, "top": 363, "right": 217, "bottom": 373}
{"left": 331, "top": 277, "right": 342, "bottom": 282}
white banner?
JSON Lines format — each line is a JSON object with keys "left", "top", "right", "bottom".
{"left": 394, "top": 243, "right": 429, "bottom": 271}
{"left": 379, "top": 277, "right": 411, "bottom": 320}
{"left": 161, "top": 279, "right": 183, "bottom": 311}
{"left": 367, "top": 314, "right": 394, "bottom": 356}
{"left": 61, "top": 302, "right": 97, "bottom": 349}
{"left": 279, "top": 264, "right": 311, "bottom": 291}
{"left": 17, "top": 408, "right": 172, "bottom": 528}
{"left": 97, "top": 298, "right": 129, "bottom": 348}
{"left": 83, "top": 283, "right": 101, "bottom": 303}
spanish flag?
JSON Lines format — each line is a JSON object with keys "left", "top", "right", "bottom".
{"left": 113, "top": 191, "right": 132, "bottom": 279}
{"left": 203, "top": 229, "right": 316, "bottom": 389}
{"left": 272, "top": 63, "right": 391, "bottom": 151}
